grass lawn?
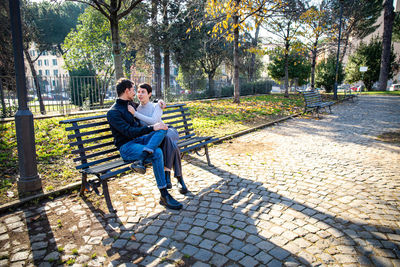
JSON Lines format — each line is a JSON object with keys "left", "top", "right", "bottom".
{"left": 0, "top": 94, "right": 307, "bottom": 205}
{"left": 328, "top": 91, "right": 400, "bottom": 96}
{"left": 360, "top": 91, "right": 400, "bottom": 95}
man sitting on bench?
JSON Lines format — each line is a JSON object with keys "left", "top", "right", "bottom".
{"left": 107, "top": 78, "right": 183, "bottom": 210}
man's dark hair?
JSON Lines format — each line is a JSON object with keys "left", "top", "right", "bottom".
{"left": 116, "top": 78, "right": 133, "bottom": 96}
{"left": 138, "top": 83, "right": 152, "bottom": 95}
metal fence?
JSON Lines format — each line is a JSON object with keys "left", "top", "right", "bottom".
{"left": 0, "top": 75, "right": 119, "bottom": 118}
{"left": 0, "top": 75, "right": 275, "bottom": 119}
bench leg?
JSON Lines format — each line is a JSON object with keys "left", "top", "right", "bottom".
{"left": 204, "top": 145, "right": 213, "bottom": 167}
{"left": 101, "top": 180, "right": 116, "bottom": 213}
{"left": 80, "top": 173, "right": 88, "bottom": 197}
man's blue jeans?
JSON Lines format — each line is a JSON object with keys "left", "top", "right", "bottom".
{"left": 119, "top": 130, "right": 167, "bottom": 189}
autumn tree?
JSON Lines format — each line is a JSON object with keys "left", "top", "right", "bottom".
{"left": 300, "top": 1, "right": 331, "bottom": 90}
{"left": 205, "top": 0, "right": 282, "bottom": 103}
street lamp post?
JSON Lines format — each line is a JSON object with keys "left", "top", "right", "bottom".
{"left": 333, "top": 0, "right": 344, "bottom": 100}
{"left": 9, "top": 0, "right": 42, "bottom": 192}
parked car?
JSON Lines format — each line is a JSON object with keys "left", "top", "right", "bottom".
{"left": 350, "top": 85, "right": 363, "bottom": 92}
{"left": 41, "top": 94, "right": 54, "bottom": 100}
{"left": 388, "top": 84, "right": 400, "bottom": 91}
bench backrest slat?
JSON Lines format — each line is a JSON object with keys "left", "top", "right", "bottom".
{"left": 69, "top": 134, "right": 114, "bottom": 147}
{"left": 61, "top": 114, "right": 107, "bottom": 124}
{"left": 68, "top": 127, "right": 111, "bottom": 140}
{"left": 162, "top": 112, "right": 191, "bottom": 121}
{"left": 73, "top": 147, "right": 119, "bottom": 162}
{"left": 71, "top": 141, "right": 115, "bottom": 154}
{"left": 163, "top": 106, "right": 188, "bottom": 115}
{"left": 66, "top": 120, "right": 109, "bottom": 132}
{"left": 166, "top": 118, "right": 192, "bottom": 126}
{"left": 76, "top": 154, "right": 121, "bottom": 170}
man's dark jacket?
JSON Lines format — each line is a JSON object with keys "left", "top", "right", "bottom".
{"left": 107, "top": 99, "right": 153, "bottom": 149}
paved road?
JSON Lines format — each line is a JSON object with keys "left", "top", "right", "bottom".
{"left": 0, "top": 95, "right": 399, "bottom": 266}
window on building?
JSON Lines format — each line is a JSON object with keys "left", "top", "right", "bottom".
{"left": 38, "top": 60, "right": 42, "bottom": 66}
{"left": 51, "top": 51, "right": 56, "bottom": 56}
{"left": 45, "top": 70, "right": 50, "bottom": 76}
{"left": 42, "top": 51, "right": 48, "bottom": 56}
{"left": 30, "top": 50, "right": 35, "bottom": 57}
{"left": 44, "top": 59, "right": 49, "bottom": 66}
{"left": 53, "top": 70, "right": 58, "bottom": 76}
{"left": 52, "top": 80, "right": 56, "bottom": 86}
{"left": 52, "top": 59, "right": 57, "bottom": 66}
{"left": 38, "top": 70, "right": 42, "bottom": 75}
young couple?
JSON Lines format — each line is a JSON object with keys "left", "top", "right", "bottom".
{"left": 107, "top": 79, "right": 187, "bottom": 210}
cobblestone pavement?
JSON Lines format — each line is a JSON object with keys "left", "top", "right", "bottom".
{"left": 1, "top": 95, "right": 400, "bottom": 267}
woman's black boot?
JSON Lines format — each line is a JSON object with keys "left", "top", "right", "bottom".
{"left": 177, "top": 176, "right": 188, "bottom": 194}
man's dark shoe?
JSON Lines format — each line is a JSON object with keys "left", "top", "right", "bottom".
{"left": 130, "top": 160, "right": 146, "bottom": 174}
{"left": 159, "top": 194, "right": 183, "bottom": 210}
{"left": 177, "top": 176, "right": 188, "bottom": 194}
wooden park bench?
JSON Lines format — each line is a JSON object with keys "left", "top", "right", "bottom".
{"left": 60, "top": 103, "right": 218, "bottom": 212}
{"left": 302, "top": 90, "right": 335, "bottom": 118}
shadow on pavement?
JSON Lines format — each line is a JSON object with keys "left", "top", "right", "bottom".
{"left": 23, "top": 197, "right": 59, "bottom": 265}
{"left": 187, "top": 155, "right": 400, "bottom": 266}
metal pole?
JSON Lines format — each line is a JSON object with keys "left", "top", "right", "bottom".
{"left": 333, "top": 1, "right": 343, "bottom": 100}
{"left": 9, "top": 0, "right": 42, "bottom": 192}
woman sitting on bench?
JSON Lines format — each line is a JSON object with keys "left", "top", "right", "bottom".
{"left": 128, "top": 83, "right": 188, "bottom": 194}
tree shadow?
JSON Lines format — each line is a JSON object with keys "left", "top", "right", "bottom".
{"left": 182, "top": 155, "right": 400, "bottom": 266}
{"left": 68, "top": 165, "right": 309, "bottom": 266}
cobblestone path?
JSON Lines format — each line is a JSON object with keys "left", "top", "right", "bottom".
{"left": 0, "top": 95, "right": 399, "bottom": 266}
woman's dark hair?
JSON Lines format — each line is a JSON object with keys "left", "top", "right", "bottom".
{"left": 138, "top": 83, "right": 152, "bottom": 94}
{"left": 116, "top": 78, "right": 133, "bottom": 96}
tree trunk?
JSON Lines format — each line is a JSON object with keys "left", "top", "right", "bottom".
{"left": 249, "top": 24, "right": 260, "bottom": 83}
{"left": 154, "top": 50, "right": 162, "bottom": 98}
{"left": 284, "top": 49, "right": 289, "bottom": 98}
{"left": 162, "top": 0, "right": 170, "bottom": 94}
{"left": 164, "top": 51, "right": 170, "bottom": 93}
{"left": 310, "top": 39, "right": 318, "bottom": 90}
{"left": 110, "top": 16, "right": 124, "bottom": 80}
{"left": 379, "top": 0, "right": 395, "bottom": 91}
{"left": 208, "top": 73, "right": 215, "bottom": 97}
{"left": 0, "top": 80, "right": 6, "bottom": 117}
{"left": 340, "top": 32, "right": 350, "bottom": 63}
{"left": 233, "top": 7, "right": 240, "bottom": 104}
{"left": 152, "top": 0, "right": 162, "bottom": 98}
{"left": 23, "top": 48, "right": 46, "bottom": 115}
